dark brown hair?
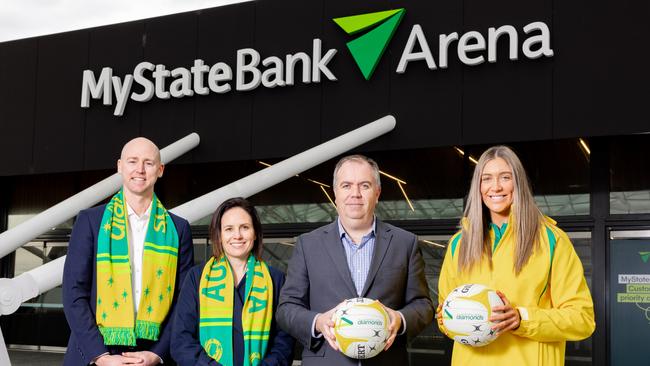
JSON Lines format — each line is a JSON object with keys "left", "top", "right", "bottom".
{"left": 209, "top": 197, "right": 264, "bottom": 260}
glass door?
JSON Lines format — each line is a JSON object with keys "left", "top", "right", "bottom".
{"left": 609, "top": 230, "right": 650, "bottom": 366}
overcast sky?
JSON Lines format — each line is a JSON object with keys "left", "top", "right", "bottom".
{"left": 0, "top": 0, "right": 249, "bottom": 43}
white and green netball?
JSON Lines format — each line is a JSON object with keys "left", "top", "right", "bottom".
{"left": 441, "top": 284, "right": 504, "bottom": 347}
{"left": 332, "top": 298, "right": 390, "bottom": 359}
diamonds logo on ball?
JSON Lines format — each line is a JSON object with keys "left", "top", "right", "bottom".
{"left": 332, "top": 298, "right": 390, "bottom": 359}
{"left": 442, "top": 284, "right": 504, "bottom": 347}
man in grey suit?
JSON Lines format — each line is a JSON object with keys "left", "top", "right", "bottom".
{"left": 277, "top": 154, "right": 433, "bottom": 365}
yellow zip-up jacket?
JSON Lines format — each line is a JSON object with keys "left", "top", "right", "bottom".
{"left": 438, "top": 215, "right": 595, "bottom": 366}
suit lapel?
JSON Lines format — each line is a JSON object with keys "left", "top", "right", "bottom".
{"left": 361, "top": 220, "right": 392, "bottom": 297}
{"left": 322, "top": 222, "right": 358, "bottom": 298}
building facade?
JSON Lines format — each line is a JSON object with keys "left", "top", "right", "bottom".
{"left": 1, "top": 0, "right": 650, "bottom": 365}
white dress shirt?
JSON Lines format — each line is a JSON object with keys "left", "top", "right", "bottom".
{"left": 126, "top": 202, "right": 151, "bottom": 315}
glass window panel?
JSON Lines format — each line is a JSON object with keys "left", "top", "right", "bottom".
{"left": 193, "top": 238, "right": 209, "bottom": 265}
{"left": 466, "top": 140, "right": 590, "bottom": 217}
{"left": 14, "top": 242, "right": 45, "bottom": 278}
{"left": 609, "top": 135, "right": 650, "bottom": 214}
{"left": 535, "top": 194, "right": 590, "bottom": 216}
{"left": 610, "top": 190, "right": 650, "bottom": 214}
{"left": 261, "top": 238, "right": 295, "bottom": 272}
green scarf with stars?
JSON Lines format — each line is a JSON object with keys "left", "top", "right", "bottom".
{"left": 95, "top": 189, "right": 179, "bottom": 346}
{"left": 199, "top": 255, "right": 273, "bottom": 366}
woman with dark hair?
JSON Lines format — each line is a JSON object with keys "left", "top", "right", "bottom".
{"left": 437, "top": 146, "right": 595, "bottom": 365}
{"left": 172, "top": 197, "right": 294, "bottom": 366}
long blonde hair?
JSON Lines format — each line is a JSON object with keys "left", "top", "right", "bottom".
{"left": 458, "top": 146, "right": 543, "bottom": 275}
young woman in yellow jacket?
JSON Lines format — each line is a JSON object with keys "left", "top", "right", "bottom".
{"left": 437, "top": 145, "right": 595, "bottom": 365}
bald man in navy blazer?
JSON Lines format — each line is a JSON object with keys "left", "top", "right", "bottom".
{"left": 276, "top": 155, "right": 433, "bottom": 365}
{"left": 63, "top": 138, "right": 193, "bottom": 366}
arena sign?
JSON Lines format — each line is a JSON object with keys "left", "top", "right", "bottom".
{"left": 80, "top": 8, "right": 553, "bottom": 116}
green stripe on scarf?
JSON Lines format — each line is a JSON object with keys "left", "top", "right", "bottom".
{"left": 199, "top": 255, "right": 273, "bottom": 366}
{"left": 96, "top": 189, "right": 179, "bottom": 346}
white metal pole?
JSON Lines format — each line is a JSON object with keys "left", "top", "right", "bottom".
{"left": 0, "top": 326, "right": 10, "bottom": 366}
{"left": 173, "top": 115, "right": 396, "bottom": 222}
{"left": 0, "top": 133, "right": 200, "bottom": 260}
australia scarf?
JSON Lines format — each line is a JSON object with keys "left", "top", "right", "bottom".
{"left": 199, "top": 255, "right": 273, "bottom": 366}
{"left": 95, "top": 189, "right": 179, "bottom": 346}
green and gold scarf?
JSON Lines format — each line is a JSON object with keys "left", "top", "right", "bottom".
{"left": 95, "top": 189, "right": 179, "bottom": 346}
{"left": 199, "top": 255, "right": 273, "bottom": 366}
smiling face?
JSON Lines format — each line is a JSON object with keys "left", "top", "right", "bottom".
{"left": 220, "top": 206, "right": 256, "bottom": 263}
{"left": 480, "top": 157, "right": 515, "bottom": 225}
{"left": 334, "top": 160, "right": 381, "bottom": 230}
{"left": 117, "top": 138, "right": 164, "bottom": 199}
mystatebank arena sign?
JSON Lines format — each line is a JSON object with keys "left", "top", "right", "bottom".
{"left": 81, "top": 8, "right": 553, "bottom": 116}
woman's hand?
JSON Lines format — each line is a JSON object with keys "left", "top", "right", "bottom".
{"left": 489, "top": 290, "right": 521, "bottom": 335}
{"left": 435, "top": 303, "right": 448, "bottom": 337}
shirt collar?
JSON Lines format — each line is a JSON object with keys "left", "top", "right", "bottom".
{"left": 337, "top": 216, "right": 377, "bottom": 240}
{"left": 126, "top": 201, "right": 152, "bottom": 220}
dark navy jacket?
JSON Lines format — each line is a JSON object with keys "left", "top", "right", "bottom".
{"left": 171, "top": 263, "right": 295, "bottom": 366}
{"left": 62, "top": 204, "right": 194, "bottom": 365}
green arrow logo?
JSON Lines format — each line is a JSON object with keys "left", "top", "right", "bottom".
{"left": 640, "top": 252, "right": 650, "bottom": 263}
{"left": 333, "top": 8, "right": 405, "bottom": 80}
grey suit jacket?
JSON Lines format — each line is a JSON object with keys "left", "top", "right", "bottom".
{"left": 276, "top": 219, "right": 433, "bottom": 366}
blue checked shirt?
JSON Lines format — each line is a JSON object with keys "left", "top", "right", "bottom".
{"left": 337, "top": 218, "right": 376, "bottom": 296}
{"left": 311, "top": 218, "right": 406, "bottom": 343}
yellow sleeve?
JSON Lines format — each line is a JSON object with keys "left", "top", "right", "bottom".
{"left": 438, "top": 232, "right": 461, "bottom": 304}
{"left": 513, "top": 230, "right": 596, "bottom": 342}
{"left": 437, "top": 232, "right": 461, "bottom": 336}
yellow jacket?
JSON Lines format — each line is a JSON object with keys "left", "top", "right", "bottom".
{"left": 438, "top": 216, "right": 595, "bottom": 366}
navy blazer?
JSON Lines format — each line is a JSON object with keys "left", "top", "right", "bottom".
{"left": 62, "top": 204, "right": 194, "bottom": 366}
{"left": 171, "top": 262, "right": 295, "bottom": 366}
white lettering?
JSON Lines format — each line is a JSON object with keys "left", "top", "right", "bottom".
{"left": 208, "top": 62, "right": 232, "bottom": 93}
{"left": 458, "top": 31, "right": 485, "bottom": 66}
{"left": 522, "top": 21, "right": 554, "bottom": 59}
{"left": 153, "top": 64, "right": 171, "bottom": 99}
{"left": 488, "top": 25, "right": 518, "bottom": 62}
{"left": 438, "top": 32, "right": 458, "bottom": 69}
{"left": 169, "top": 67, "right": 194, "bottom": 98}
{"left": 261, "top": 56, "right": 285, "bottom": 88}
{"left": 397, "top": 25, "right": 436, "bottom": 73}
{"left": 131, "top": 62, "right": 155, "bottom": 102}
{"left": 191, "top": 59, "right": 210, "bottom": 95}
{"left": 236, "top": 48, "right": 262, "bottom": 91}
{"left": 311, "top": 39, "right": 337, "bottom": 82}
{"left": 80, "top": 67, "right": 113, "bottom": 107}
{"left": 112, "top": 75, "right": 133, "bottom": 116}
{"left": 285, "top": 52, "right": 310, "bottom": 86}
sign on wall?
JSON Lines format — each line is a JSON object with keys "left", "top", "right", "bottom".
{"left": 80, "top": 8, "right": 553, "bottom": 116}
{"left": 610, "top": 236, "right": 650, "bottom": 366}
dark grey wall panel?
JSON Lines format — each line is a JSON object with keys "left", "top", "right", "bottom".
{"left": 389, "top": 0, "right": 463, "bottom": 150}
{"left": 251, "top": 0, "right": 323, "bottom": 159}
{"left": 321, "top": 1, "right": 392, "bottom": 153}
{"left": 1, "top": 0, "right": 650, "bottom": 176}
{"left": 84, "top": 22, "right": 144, "bottom": 170}
{"left": 33, "top": 32, "right": 88, "bottom": 174}
{"left": 194, "top": 3, "right": 255, "bottom": 163}
{"left": 462, "top": 0, "right": 553, "bottom": 145}
{"left": 0, "top": 39, "right": 38, "bottom": 176}
{"left": 554, "top": 0, "right": 650, "bottom": 138}
{"left": 552, "top": 0, "right": 595, "bottom": 139}
{"left": 141, "top": 12, "right": 197, "bottom": 164}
